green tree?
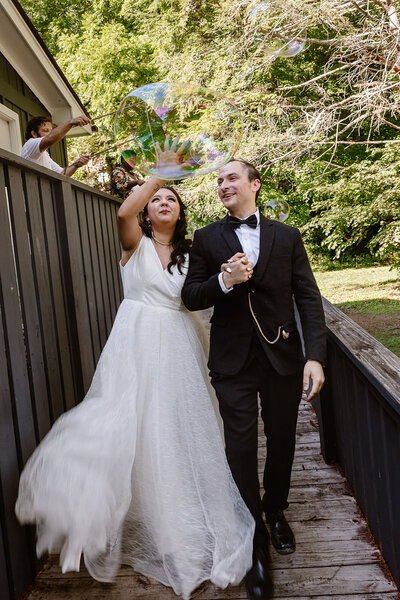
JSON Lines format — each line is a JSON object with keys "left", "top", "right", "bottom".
{"left": 19, "top": 0, "right": 400, "bottom": 269}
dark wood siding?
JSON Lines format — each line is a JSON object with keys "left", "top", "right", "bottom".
{"left": 0, "top": 53, "right": 67, "bottom": 166}
{"left": 0, "top": 149, "right": 122, "bottom": 600}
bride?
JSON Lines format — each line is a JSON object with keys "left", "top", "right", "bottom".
{"left": 15, "top": 137, "right": 255, "bottom": 600}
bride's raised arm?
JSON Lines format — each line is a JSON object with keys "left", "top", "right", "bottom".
{"left": 118, "top": 175, "right": 165, "bottom": 254}
{"left": 117, "top": 135, "right": 187, "bottom": 260}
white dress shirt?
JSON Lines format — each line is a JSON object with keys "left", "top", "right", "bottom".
{"left": 218, "top": 209, "right": 260, "bottom": 293}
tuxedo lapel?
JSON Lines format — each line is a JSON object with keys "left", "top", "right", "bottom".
{"left": 255, "top": 215, "right": 275, "bottom": 280}
{"left": 219, "top": 214, "right": 244, "bottom": 256}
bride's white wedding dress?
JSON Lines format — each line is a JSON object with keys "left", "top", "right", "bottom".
{"left": 15, "top": 234, "right": 254, "bottom": 599}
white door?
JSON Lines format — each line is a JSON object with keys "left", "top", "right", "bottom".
{"left": 0, "top": 115, "right": 13, "bottom": 151}
{"left": 0, "top": 104, "right": 21, "bottom": 153}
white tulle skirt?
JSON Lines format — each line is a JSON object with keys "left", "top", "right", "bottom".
{"left": 15, "top": 299, "right": 254, "bottom": 599}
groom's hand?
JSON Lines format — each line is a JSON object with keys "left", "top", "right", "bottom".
{"left": 221, "top": 254, "right": 253, "bottom": 287}
{"left": 221, "top": 252, "right": 246, "bottom": 266}
{"left": 220, "top": 253, "right": 248, "bottom": 273}
{"left": 303, "top": 360, "right": 325, "bottom": 401}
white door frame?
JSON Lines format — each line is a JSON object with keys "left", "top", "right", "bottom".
{"left": 0, "top": 104, "right": 22, "bottom": 153}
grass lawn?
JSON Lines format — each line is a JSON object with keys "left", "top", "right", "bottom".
{"left": 314, "top": 266, "right": 400, "bottom": 358}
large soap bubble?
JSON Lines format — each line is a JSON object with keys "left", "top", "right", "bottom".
{"left": 265, "top": 198, "right": 290, "bottom": 222}
{"left": 113, "top": 83, "right": 242, "bottom": 180}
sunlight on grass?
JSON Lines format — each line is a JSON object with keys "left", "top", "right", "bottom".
{"left": 314, "top": 266, "right": 400, "bottom": 357}
{"left": 314, "top": 266, "right": 400, "bottom": 310}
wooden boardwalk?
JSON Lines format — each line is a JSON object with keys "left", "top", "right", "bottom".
{"left": 25, "top": 397, "right": 398, "bottom": 600}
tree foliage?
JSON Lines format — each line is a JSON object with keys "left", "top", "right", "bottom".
{"left": 19, "top": 0, "right": 400, "bottom": 269}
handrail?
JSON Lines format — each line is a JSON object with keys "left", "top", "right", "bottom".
{"left": 322, "top": 297, "right": 400, "bottom": 413}
{"left": 0, "top": 147, "right": 121, "bottom": 203}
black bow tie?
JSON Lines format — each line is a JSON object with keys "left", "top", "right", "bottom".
{"left": 228, "top": 214, "right": 258, "bottom": 229}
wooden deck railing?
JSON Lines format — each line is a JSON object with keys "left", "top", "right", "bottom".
{"left": 0, "top": 149, "right": 122, "bottom": 600}
{"left": 316, "top": 298, "right": 400, "bottom": 590}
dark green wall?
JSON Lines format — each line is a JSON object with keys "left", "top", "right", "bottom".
{"left": 0, "top": 52, "right": 67, "bottom": 166}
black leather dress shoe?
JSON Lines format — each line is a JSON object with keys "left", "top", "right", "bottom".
{"left": 245, "top": 546, "right": 273, "bottom": 600}
{"left": 265, "top": 509, "right": 296, "bottom": 554}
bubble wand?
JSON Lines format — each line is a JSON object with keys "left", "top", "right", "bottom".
{"left": 89, "top": 135, "right": 137, "bottom": 159}
{"left": 91, "top": 103, "right": 138, "bottom": 123}
{"left": 61, "top": 135, "right": 138, "bottom": 175}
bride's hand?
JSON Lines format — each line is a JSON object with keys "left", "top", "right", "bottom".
{"left": 154, "top": 135, "right": 191, "bottom": 169}
{"left": 220, "top": 252, "right": 247, "bottom": 272}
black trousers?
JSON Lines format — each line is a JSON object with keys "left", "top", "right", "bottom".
{"left": 211, "top": 337, "right": 302, "bottom": 547}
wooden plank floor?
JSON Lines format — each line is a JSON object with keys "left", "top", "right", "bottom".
{"left": 25, "top": 312, "right": 399, "bottom": 599}
{"left": 25, "top": 396, "right": 399, "bottom": 600}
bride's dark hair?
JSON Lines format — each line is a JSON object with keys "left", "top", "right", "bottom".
{"left": 140, "top": 186, "right": 192, "bottom": 274}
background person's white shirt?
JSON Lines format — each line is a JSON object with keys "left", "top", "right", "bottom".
{"left": 218, "top": 209, "right": 260, "bottom": 293}
{"left": 21, "top": 137, "right": 64, "bottom": 174}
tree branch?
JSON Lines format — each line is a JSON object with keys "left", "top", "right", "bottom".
{"left": 315, "top": 139, "right": 400, "bottom": 144}
{"left": 296, "top": 36, "right": 341, "bottom": 47}
{"left": 367, "top": 52, "right": 400, "bottom": 73}
{"left": 349, "top": 0, "right": 379, "bottom": 20}
{"left": 326, "top": 113, "right": 371, "bottom": 139}
{"left": 278, "top": 63, "right": 356, "bottom": 91}
{"left": 321, "top": 160, "right": 358, "bottom": 171}
{"left": 263, "top": 31, "right": 341, "bottom": 47}
{"left": 372, "top": 0, "right": 389, "bottom": 11}
{"left": 381, "top": 117, "right": 400, "bottom": 130}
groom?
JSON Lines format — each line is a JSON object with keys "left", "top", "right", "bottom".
{"left": 181, "top": 159, "right": 326, "bottom": 599}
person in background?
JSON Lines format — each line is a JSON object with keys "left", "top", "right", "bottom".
{"left": 21, "top": 115, "right": 91, "bottom": 176}
{"left": 110, "top": 150, "right": 145, "bottom": 199}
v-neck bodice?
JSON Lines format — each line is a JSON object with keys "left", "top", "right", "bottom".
{"left": 120, "top": 235, "right": 188, "bottom": 311}
{"left": 149, "top": 237, "right": 173, "bottom": 272}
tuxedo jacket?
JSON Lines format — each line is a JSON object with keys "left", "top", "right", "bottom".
{"left": 181, "top": 214, "right": 327, "bottom": 377}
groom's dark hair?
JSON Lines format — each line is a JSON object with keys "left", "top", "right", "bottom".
{"left": 226, "top": 158, "right": 262, "bottom": 201}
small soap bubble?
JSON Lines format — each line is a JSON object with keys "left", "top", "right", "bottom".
{"left": 248, "top": 1, "right": 307, "bottom": 59}
{"left": 114, "top": 83, "right": 242, "bottom": 180}
{"left": 265, "top": 199, "right": 290, "bottom": 222}
{"left": 248, "top": 2, "right": 270, "bottom": 21}
{"left": 266, "top": 39, "right": 305, "bottom": 58}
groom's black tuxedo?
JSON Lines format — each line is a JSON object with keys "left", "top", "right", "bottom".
{"left": 181, "top": 213, "right": 326, "bottom": 375}
{"left": 182, "top": 213, "right": 326, "bottom": 549}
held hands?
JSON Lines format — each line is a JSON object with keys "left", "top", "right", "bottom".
{"left": 303, "top": 360, "right": 325, "bottom": 401}
{"left": 221, "top": 252, "right": 253, "bottom": 288}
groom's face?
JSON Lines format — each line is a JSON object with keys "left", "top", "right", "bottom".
{"left": 217, "top": 161, "right": 259, "bottom": 215}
